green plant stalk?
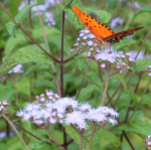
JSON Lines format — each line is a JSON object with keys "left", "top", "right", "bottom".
{"left": 101, "top": 71, "right": 110, "bottom": 106}
{"left": 34, "top": 0, "right": 61, "bottom": 96}
{"left": 2, "top": 113, "right": 30, "bottom": 150}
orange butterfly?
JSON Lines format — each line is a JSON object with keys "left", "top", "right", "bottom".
{"left": 72, "top": 5, "right": 144, "bottom": 44}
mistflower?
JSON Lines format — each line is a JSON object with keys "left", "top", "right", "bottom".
{"left": 110, "top": 17, "right": 123, "bottom": 28}
{"left": 17, "top": 91, "right": 119, "bottom": 129}
{"left": 143, "top": 135, "right": 151, "bottom": 149}
{"left": 8, "top": 64, "right": 23, "bottom": 74}
{"left": 100, "top": 63, "right": 106, "bottom": 68}
{"left": 0, "top": 100, "right": 10, "bottom": 112}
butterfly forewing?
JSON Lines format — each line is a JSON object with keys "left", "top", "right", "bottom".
{"left": 72, "top": 5, "right": 144, "bottom": 44}
{"left": 72, "top": 6, "right": 114, "bottom": 39}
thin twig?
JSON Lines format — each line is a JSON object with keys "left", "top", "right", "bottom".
{"left": 14, "top": 122, "right": 52, "bottom": 145}
{"left": 86, "top": 126, "right": 97, "bottom": 150}
{"left": 135, "top": 26, "right": 151, "bottom": 60}
{"left": 66, "top": 0, "right": 74, "bottom": 7}
{"left": 2, "top": 114, "right": 30, "bottom": 150}
{"left": 34, "top": 0, "right": 61, "bottom": 96}
{"left": 109, "top": 0, "right": 124, "bottom": 22}
{"left": 118, "top": 0, "right": 135, "bottom": 31}
{"left": 148, "top": 0, "right": 151, "bottom": 7}
{"left": 101, "top": 71, "right": 110, "bottom": 106}
{"left": 46, "top": 127, "right": 65, "bottom": 150}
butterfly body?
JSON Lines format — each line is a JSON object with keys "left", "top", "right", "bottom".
{"left": 72, "top": 5, "right": 144, "bottom": 44}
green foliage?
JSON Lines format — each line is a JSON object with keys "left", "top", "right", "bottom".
{"left": 113, "top": 38, "right": 137, "bottom": 50}
{"left": 120, "top": 120, "right": 151, "bottom": 138}
{"left": 117, "top": 74, "right": 127, "bottom": 90}
{"left": 0, "top": 43, "right": 49, "bottom": 75}
{"left": 132, "top": 7, "right": 151, "bottom": 22}
{"left": 141, "top": 93, "right": 151, "bottom": 104}
{"left": 65, "top": 125, "right": 121, "bottom": 149}
{"left": 85, "top": 72, "right": 104, "bottom": 91}
{"left": 6, "top": 3, "right": 43, "bottom": 37}
{"left": 78, "top": 85, "right": 96, "bottom": 101}
{"left": 136, "top": 59, "right": 151, "bottom": 72}
{"left": 121, "top": 90, "right": 140, "bottom": 103}
{"left": 86, "top": 9, "right": 111, "bottom": 23}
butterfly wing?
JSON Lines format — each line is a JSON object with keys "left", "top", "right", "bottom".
{"left": 72, "top": 5, "right": 114, "bottom": 39}
{"left": 103, "top": 26, "right": 144, "bottom": 44}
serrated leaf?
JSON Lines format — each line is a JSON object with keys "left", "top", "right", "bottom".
{"left": 75, "top": 60, "right": 87, "bottom": 72}
{"left": 113, "top": 37, "right": 137, "bottom": 50}
{"left": 121, "top": 90, "right": 140, "bottom": 103}
{"left": 19, "top": 64, "right": 51, "bottom": 81}
{"left": 78, "top": 85, "right": 95, "bottom": 101}
{"left": 14, "top": 3, "right": 44, "bottom": 23}
{"left": 87, "top": 9, "right": 111, "bottom": 23}
{"left": 85, "top": 72, "right": 103, "bottom": 91}
{"left": 65, "top": 126, "right": 121, "bottom": 149}
{"left": 117, "top": 74, "right": 127, "bottom": 90}
{"left": 119, "top": 121, "right": 151, "bottom": 138}
{"left": 0, "top": 43, "right": 49, "bottom": 75}
{"left": 4, "top": 33, "right": 27, "bottom": 59}
{"left": 0, "top": 90, "right": 21, "bottom": 102}
{"left": 136, "top": 59, "right": 151, "bottom": 72}
{"left": 132, "top": 7, "right": 151, "bottom": 22}
{"left": 28, "top": 141, "right": 46, "bottom": 149}
{"left": 5, "top": 22, "right": 16, "bottom": 37}
{"left": 34, "top": 80, "right": 56, "bottom": 90}
{"left": 141, "top": 93, "right": 151, "bottom": 104}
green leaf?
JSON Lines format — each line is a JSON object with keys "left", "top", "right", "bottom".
{"left": 85, "top": 72, "right": 103, "bottom": 91}
{"left": 78, "top": 85, "right": 96, "bottom": 101}
{"left": 0, "top": 43, "right": 49, "bottom": 75}
{"left": 4, "top": 33, "right": 27, "bottom": 59}
{"left": 14, "top": 3, "right": 44, "bottom": 23}
{"left": 0, "top": 90, "right": 21, "bottom": 102}
{"left": 34, "top": 80, "right": 56, "bottom": 90}
{"left": 65, "top": 126, "right": 121, "bottom": 149}
{"left": 58, "top": 3, "right": 84, "bottom": 29}
{"left": 28, "top": 141, "right": 46, "bottom": 150}
{"left": 86, "top": 9, "right": 111, "bottom": 23}
{"left": 119, "top": 121, "right": 151, "bottom": 138}
{"left": 113, "top": 37, "right": 137, "bottom": 50}
{"left": 136, "top": 59, "right": 151, "bottom": 72}
{"left": 5, "top": 22, "right": 16, "bottom": 37}
{"left": 121, "top": 90, "right": 140, "bottom": 103}
{"left": 75, "top": 60, "right": 87, "bottom": 72}
{"left": 141, "top": 93, "right": 151, "bottom": 104}
{"left": 19, "top": 64, "right": 51, "bottom": 81}
{"left": 117, "top": 74, "right": 127, "bottom": 90}
{"left": 132, "top": 7, "right": 151, "bottom": 22}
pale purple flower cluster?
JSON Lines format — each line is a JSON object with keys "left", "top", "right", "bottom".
{"left": 8, "top": 64, "right": 23, "bottom": 74}
{"left": 70, "top": 28, "right": 95, "bottom": 52}
{"left": 148, "top": 65, "right": 151, "bottom": 77}
{"left": 0, "top": 100, "right": 10, "bottom": 112}
{"left": 110, "top": 17, "right": 123, "bottom": 28}
{"left": 16, "top": 91, "right": 119, "bottom": 130}
{"left": 143, "top": 135, "right": 151, "bottom": 149}
{"left": 128, "top": 2, "right": 141, "bottom": 9}
{"left": 45, "top": 12, "right": 56, "bottom": 26}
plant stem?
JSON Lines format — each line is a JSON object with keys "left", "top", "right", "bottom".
{"left": 118, "top": 0, "right": 135, "bottom": 31}
{"left": 135, "top": 26, "right": 151, "bottom": 60}
{"left": 46, "top": 127, "right": 65, "bottom": 150}
{"left": 34, "top": 0, "right": 61, "bottom": 96}
{"left": 101, "top": 71, "right": 110, "bottom": 106}
{"left": 86, "top": 126, "right": 97, "bottom": 150}
{"left": 60, "top": 0, "right": 67, "bottom": 149}
{"left": 2, "top": 113, "right": 30, "bottom": 150}
{"left": 80, "top": 135, "right": 83, "bottom": 150}
{"left": 109, "top": 0, "right": 124, "bottom": 22}
{"left": 66, "top": 0, "right": 74, "bottom": 6}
